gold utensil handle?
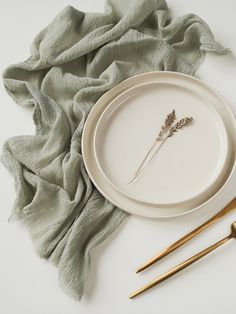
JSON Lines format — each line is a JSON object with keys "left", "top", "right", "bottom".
{"left": 130, "top": 234, "right": 231, "bottom": 299}
{"left": 137, "top": 197, "right": 236, "bottom": 273}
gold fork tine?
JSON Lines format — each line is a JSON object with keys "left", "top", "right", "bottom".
{"left": 136, "top": 198, "right": 236, "bottom": 273}
{"left": 130, "top": 220, "right": 236, "bottom": 299}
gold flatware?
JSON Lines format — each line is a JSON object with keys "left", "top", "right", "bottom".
{"left": 130, "top": 220, "right": 236, "bottom": 299}
{"left": 136, "top": 197, "right": 236, "bottom": 273}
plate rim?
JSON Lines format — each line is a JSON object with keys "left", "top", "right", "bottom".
{"left": 93, "top": 79, "right": 230, "bottom": 207}
{"left": 82, "top": 71, "right": 236, "bottom": 219}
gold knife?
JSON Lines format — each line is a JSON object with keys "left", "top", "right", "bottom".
{"left": 136, "top": 197, "right": 236, "bottom": 273}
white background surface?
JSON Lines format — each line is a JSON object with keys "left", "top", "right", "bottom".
{"left": 1, "top": 1, "right": 236, "bottom": 313}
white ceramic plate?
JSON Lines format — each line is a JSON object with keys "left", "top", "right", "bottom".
{"left": 82, "top": 72, "right": 236, "bottom": 219}
{"left": 94, "top": 81, "right": 229, "bottom": 208}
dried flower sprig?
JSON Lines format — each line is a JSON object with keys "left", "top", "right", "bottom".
{"left": 168, "top": 117, "right": 193, "bottom": 137}
{"left": 158, "top": 109, "right": 176, "bottom": 138}
{"left": 128, "top": 110, "right": 176, "bottom": 184}
{"left": 128, "top": 112, "right": 194, "bottom": 185}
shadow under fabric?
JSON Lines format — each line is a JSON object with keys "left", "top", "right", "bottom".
{"left": 1, "top": 0, "right": 229, "bottom": 300}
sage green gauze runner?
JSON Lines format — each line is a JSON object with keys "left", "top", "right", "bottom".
{"left": 2, "top": 0, "right": 228, "bottom": 300}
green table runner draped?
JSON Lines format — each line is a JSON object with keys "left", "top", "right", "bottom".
{"left": 2, "top": 0, "right": 228, "bottom": 300}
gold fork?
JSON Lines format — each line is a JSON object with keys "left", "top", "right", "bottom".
{"left": 130, "top": 220, "right": 236, "bottom": 299}
{"left": 136, "top": 198, "right": 236, "bottom": 273}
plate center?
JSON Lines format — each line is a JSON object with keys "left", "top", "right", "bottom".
{"left": 95, "top": 82, "right": 228, "bottom": 205}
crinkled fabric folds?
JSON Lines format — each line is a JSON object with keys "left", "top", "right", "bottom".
{"left": 1, "top": 0, "right": 228, "bottom": 300}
